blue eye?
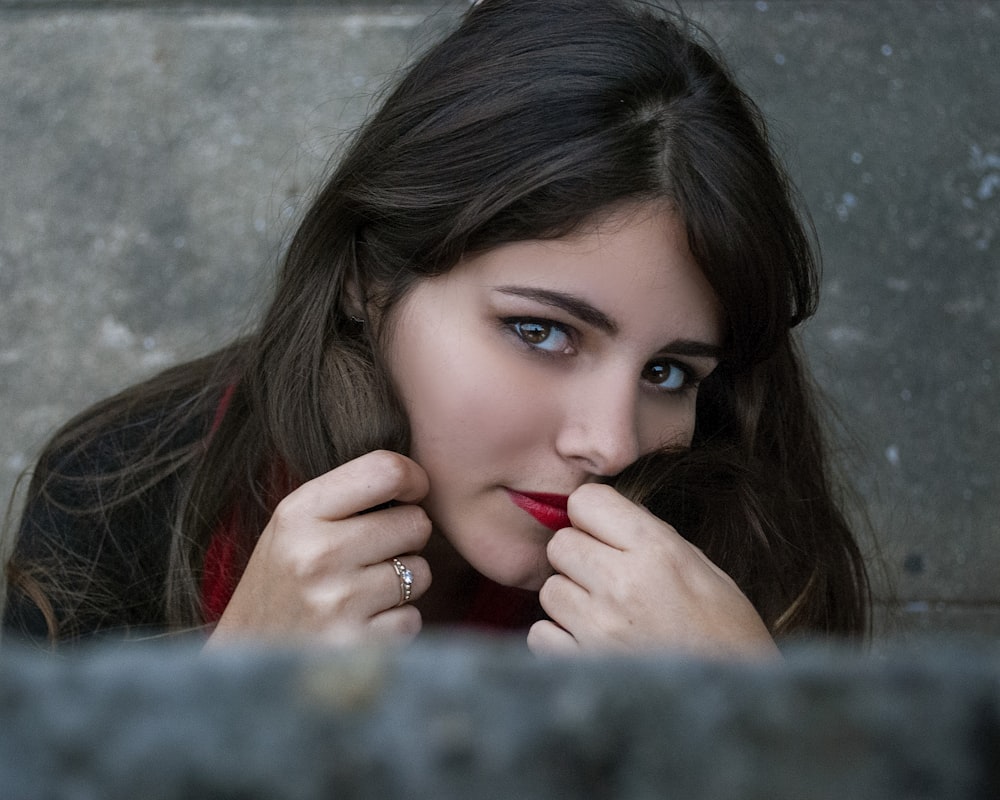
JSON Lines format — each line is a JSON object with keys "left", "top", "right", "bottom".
{"left": 511, "top": 320, "right": 573, "bottom": 353}
{"left": 641, "top": 360, "right": 691, "bottom": 392}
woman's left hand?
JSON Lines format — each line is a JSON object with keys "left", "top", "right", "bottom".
{"left": 526, "top": 483, "right": 780, "bottom": 659}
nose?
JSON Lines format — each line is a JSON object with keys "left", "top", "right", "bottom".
{"left": 554, "top": 373, "right": 642, "bottom": 477}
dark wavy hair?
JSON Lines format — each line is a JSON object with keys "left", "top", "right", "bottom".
{"left": 4, "top": 0, "right": 869, "bottom": 642}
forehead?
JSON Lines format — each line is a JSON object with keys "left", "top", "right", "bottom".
{"left": 436, "top": 202, "right": 724, "bottom": 344}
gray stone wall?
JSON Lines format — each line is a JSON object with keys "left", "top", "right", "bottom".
{"left": 1, "top": 637, "right": 999, "bottom": 799}
{"left": 1, "top": 1, "right": 998, "bottom": 639}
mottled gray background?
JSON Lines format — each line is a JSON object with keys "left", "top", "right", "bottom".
{"left": 1, "top": 0, "right": 997, "bottom": 640}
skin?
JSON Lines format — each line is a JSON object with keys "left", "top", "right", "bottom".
{"left": 209, "top": 202, "right": 778, "bottom": 658}
{"left": 207, "top": 450, "right": 434, "bottom": 646}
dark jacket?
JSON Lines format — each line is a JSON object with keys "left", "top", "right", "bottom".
{"left": 3, "top": 404, "right": 209, "bottom": 643}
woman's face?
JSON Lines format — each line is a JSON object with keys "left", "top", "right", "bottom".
{"left": 384, "top": 203, "right": 724, "bottom": 590}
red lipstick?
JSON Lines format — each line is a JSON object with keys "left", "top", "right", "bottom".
{"left": 506, "top": 490, "right": 571, "bottom": 532}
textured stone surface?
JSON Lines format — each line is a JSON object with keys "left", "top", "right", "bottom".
{"left": 1, "top": 1, "right": 998, "bottom": 637}
{"left": 0, "top": 637, "right": 998, "bottom": 799}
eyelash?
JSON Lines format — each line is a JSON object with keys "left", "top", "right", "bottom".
{"left": 502, "top": 316, "right": 702, "bottom": 396}
{"left": 504, "top": 317, "right": 576, "bottom": 355}
{"left": 640, "top": 359, "right": 699, "bottom": 395}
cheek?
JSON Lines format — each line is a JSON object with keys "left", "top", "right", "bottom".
{"left": 400, "top": 342, "right": 538, "bottom": 463}
{"left": 641, "top": 401, "right": 699, "bottom": 453}
{"left": 409, "top": 379, "right": 552, "bottom": 531}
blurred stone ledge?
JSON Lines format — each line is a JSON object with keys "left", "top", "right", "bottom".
{"left": 0, "top": 0, "right": 422, "bottom": 10}
{"left": 1, "top": 636, "right": 998, "bottom": 799}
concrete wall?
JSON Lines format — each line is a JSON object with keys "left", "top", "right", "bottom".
{"left": 1, "top": 1, "right": 998, "bottom": 640}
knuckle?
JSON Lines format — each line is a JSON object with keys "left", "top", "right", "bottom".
{"left": 285, "top": 554, "right": 318, "bottom": 583}
{"left": 612, "top": 574, "right": 643, "bottom": 607}
{"left": 569, "top": 481, "right": 613, "bottom": 509}
{"left": 381, "top": 505, "right": 431, "bottom": 550}
{"left": 270, "top": 490, "right": 307, "bottom": 527}
{"left": 525, "top": 620, "right": 551, "bottom": 652}
{"left": 272, "top": 478, "right": 333, "bottom": 525}
{"left": 399, "top": 605, "right": 423, "bottom": 636}
{"left": 545, "top": 528, "right": 571, "bottom": 564}
{"left": 286, "top": 545, "right": 335, "bottom": 583}
{"left": 578, "top": 481, "right": 609, "bottom": 499}
{"left": 655, "top": 536, "right": 689, "bottom": 570}
{"left": 367, "top": 449, "right": 410, "bottom": 486}
{"left": 400, "top": 504, "right": 432, "bottom": 539}
{"left": 312, "top": 586, "right": 351, "bottom": 619}
{"left": 538, "top": 574, "right": 563, "bottom": 610}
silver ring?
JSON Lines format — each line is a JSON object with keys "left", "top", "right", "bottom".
{"left": 390, "top": 557, "right": 414, "bottom": 607}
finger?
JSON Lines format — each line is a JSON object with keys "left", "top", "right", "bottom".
{"left": 263, "top": 501, "right": 431, "bottom": 582}
{"left": 322, "top": 554, "right": 430, "bottom": 621}
{"left": 526, "top": 619, "right": 579, "bottom": 655}
{"left": 567, "top": 482, "right": 673, "bottom": 550}
{"left": 288, "top": 450, "right": 430, "bottom": 522}
{"left": 377, "top": 554, "right": 431, "bottom": 612}
{"left": 367, "top": 604, "right": 423, "bottom": 642}
{"left": 545, "top": 526, "right": 613, "bottom": 590}
{"left": 538, "top": 572, "right": 589, "bottom": 633}
{"left": 340, "top": 503, "right": 433, "bottom": 566}
{"left": 306, "top": 604, "right": 423, "bottom": 647}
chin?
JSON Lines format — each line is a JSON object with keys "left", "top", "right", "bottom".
{"left": 473, "top": 550, "right": 553, "bottom": 592}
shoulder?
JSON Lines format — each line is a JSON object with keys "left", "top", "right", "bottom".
{"left": 3, "top": 385, "right": 218, "bottom": 642}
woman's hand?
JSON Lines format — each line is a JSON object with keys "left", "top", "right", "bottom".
{"left": 526, "top": 483, "right": 779, "bottom": 659}
{"left": 206, "top": 450, "right": 432, "bottom": 647}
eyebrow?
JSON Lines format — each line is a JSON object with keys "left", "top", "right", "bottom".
{"left": 495, "top": 285, "right": 618, "bottom": 334}
{"left": 494, "top": 285, "right": 725, "bottom": 361}
{"left": 661, "top": 340, "right": 726, "bottom": 361}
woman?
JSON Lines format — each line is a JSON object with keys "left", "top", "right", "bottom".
{"left": 2, "top": 0, "right": 869, "bottom": 655}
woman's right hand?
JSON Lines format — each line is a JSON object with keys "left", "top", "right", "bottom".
{"left": 205, "top": 450, "right": 432, "bottom": 647}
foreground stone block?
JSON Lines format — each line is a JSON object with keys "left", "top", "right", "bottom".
{"left": 1, "top": 636, "right": 997, "bottom": 799}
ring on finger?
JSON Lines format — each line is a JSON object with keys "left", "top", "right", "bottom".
{"left": 390, "top": 557, "right": 414, "bottom": 607}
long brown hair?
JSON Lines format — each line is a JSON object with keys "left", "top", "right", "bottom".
{"left": 5, "top": 0, "right": 869, "bottom": 641}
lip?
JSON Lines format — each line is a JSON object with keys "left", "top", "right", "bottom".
{"left": 506, "top": 489, "right": 571, "bottom": 532}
